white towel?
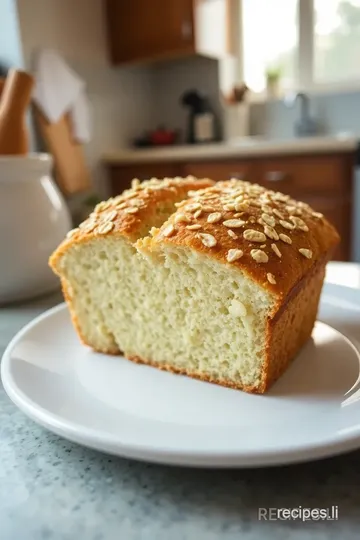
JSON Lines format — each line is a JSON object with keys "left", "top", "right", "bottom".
{"left": 32, "top": 49, "right": 91, "bottom": 143}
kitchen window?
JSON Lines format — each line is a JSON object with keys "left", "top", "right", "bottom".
{"left": 239, "top": 0, "right": 360, "bottom": 94}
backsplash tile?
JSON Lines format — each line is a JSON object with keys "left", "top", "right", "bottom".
{"left": 251, "top": 91, "right": 360, "bottom": 140}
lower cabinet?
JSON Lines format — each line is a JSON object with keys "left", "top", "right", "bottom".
{"left": 108, "top": 162, "right": 182, "bottom": 194}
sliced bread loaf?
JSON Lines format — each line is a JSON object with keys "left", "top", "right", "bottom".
{"left": 50, "top": 178, "right": 339, "bottom": 393}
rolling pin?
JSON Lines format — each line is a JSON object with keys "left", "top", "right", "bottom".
{"left": 0, "top": 69, "right": 34, "bottom": 155}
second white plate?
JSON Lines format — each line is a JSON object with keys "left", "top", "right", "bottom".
{"left": 2, "top": 282, "right": 360, "bottom": 467}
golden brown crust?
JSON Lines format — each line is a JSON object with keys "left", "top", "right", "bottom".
{"left": 143, "top": 179, "right": 339, "bottom": 301}
{"left": 260, "top": 262, "right": 326, "bottom": 392}
{"left": 49, "top": 176, "right": 213, "bottom": 275}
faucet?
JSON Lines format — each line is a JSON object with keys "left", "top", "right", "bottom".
{"left": 284, "top": 92, "right": 318, "bottom": 137}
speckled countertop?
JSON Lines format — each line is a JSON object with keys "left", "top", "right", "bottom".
{"left": 1, "top": 281, "right": 360, "bottom": 540}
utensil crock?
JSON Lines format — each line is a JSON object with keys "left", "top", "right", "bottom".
{"left": 0, "top": 153, "right": 71, "bottom": 304}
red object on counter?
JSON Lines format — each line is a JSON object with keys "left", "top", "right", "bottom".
{"left": 150, "top": 127, "right": 177, "bottom": 146}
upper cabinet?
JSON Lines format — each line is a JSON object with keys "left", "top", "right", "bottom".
{"left": 105, "top": 0, "right": 233, "bottom": 66}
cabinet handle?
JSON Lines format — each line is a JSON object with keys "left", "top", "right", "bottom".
{"left": 264, "top": 171, "right": 289, "bottom": 182}
{"left": 181, "top": 21, "right": 192, "bottom": 40}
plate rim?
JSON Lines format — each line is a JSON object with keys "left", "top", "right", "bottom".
{"left": 2, "top": 284, "right": 360, "bottom": 468}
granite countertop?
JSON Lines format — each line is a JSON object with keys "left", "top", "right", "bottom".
{"left": 1, "top": 267, "right": 360, "bottom": 540}
{"left": 102, "top": 135, "right": 359, "bottom": 165}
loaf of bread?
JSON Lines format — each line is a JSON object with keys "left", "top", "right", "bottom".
{"left": 50, "top": 177, "right": 339, "bottom": 393}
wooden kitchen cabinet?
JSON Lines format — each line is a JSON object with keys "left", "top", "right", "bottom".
{"left": 185, "top": 154, "right": 353, "bottom": 195}
{"left": 255, "top": 155, "right": 352, "bottom": 196}
{"left": 183, "top": 160, "right": 256, "bottom": 182}
{"left": 105, "top": 0, "right": 232, "bottom": 65}
{"left": 107, "top": 151, "right": 355, "bottom": 261}
{"left": 108, "top": 162, "right": 183, "bottom": 194}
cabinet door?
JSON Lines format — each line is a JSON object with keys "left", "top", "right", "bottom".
{"left": 256, "top": 155, "right": 353, "bottom": 198}
{"left": 106, "top": 0, "right": 195, "bottom": 64}
{"left": 183, "top": 160, "right": 257, "bottom": 182}
{"left": 108, "top": 163, "right": 184, "bottom": 196}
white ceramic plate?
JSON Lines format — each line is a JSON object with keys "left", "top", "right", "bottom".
{"left": 2, "top": 283, "right": 360, "bottom": 468}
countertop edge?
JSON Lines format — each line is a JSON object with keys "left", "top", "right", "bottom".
{"left": 102, "top": 137, "right": 359, "bottom": 165}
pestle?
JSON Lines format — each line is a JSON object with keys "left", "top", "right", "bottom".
{"left": 0, "top": 69, "right": 34, "bottom": 155}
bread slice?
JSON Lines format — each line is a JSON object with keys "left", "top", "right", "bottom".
{"left": 50, "top": 178, "right": 339, "bottom": 393}
{"left": 49, "top": 176, "right": 214, "bottom": 354}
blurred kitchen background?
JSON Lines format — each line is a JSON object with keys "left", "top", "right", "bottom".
{"left": 1, "top": 0, "right": 360, "bottom": 264}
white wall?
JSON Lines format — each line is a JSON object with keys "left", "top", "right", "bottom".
{"left": 16, "top": 0, "right": 154, "bottom": 196}
{"left": 151, "top": 56, "right": 221, "bottom": 142}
